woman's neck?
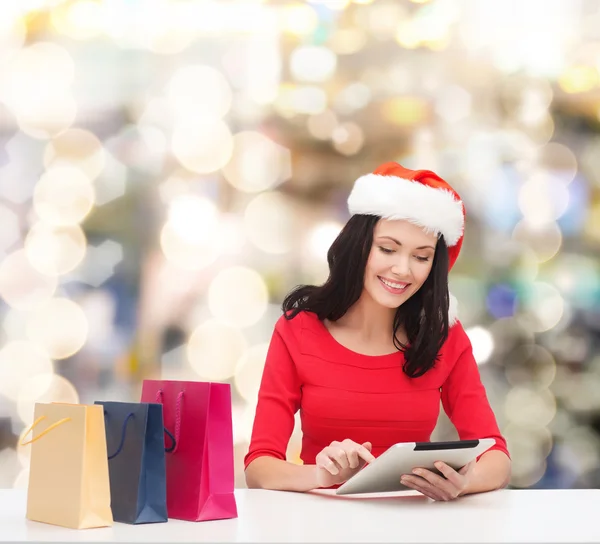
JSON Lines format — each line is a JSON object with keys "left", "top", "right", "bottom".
{"left": 336, "top": 294, "right": 397, "bottom": 342}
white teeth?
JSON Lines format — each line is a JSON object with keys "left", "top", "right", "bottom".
{"left": 380, "top": 278, "right": 408, "bottom": 290}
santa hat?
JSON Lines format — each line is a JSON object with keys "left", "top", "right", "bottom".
{"left": 347, "top": 162, "right": 464, "bottom": 325}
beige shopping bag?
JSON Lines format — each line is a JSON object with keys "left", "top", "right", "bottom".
{"left": 21, "top": 403, "right": 113, "bottom": 529}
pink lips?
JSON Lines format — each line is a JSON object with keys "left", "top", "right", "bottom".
{"left": 378, "top": 276, "right": 410, "bottom": 295}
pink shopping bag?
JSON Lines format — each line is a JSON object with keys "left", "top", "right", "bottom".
{"left": 140, "top": 380, "right": 237, "bottom": 522}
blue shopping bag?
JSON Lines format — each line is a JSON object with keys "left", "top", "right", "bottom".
{"left": 94, "top": 401, "right": 172, "bottom": 524}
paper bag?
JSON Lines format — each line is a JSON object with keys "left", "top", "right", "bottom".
{"left": 140, "top": 380, "right": 237, "bottom": 522}
{"left": 22, "top": 403, "right": 113, "bottom": 529}
{"left": 95, "top": 401, "right": 168, "bottom": 524}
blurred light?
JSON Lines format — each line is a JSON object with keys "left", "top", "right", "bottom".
{"left": 447, "top": 275, "right": 486, "bottom": 325}
{"left": 25, "top": 223, "right": 87, "bottom": 277}
{"left": 2, "top": 42, "right": 77, "bottom": 139}
{"left": 517, "top": 281, "right": 565, "bottom": 333}
{"left": 70, "top": 240, "right": 123, "bottom": 287}
{"left": 160, "top": 196, "right": 220, "bottom": 271}
{"left": 535, "top": 143, "right": 578, "bottom": 184}
{"left": 44, "top": 128, "right": 106, "bottom": 180}
{"left": 208, "top": 266, "right": 268, "bottom": 328}
{"left": 328, "top": 28, "right": 367, "bottom": 55}
{"left": 382, "top": 97, "right": 428, "bottom": 126}
{"left": 518, "top": 173, "right": 570, "bottom": 226}
{"left": 488, "top": 317, "right": 536, "bottom": 356}
{"left": 332, "top": 122, "right": 365, "bottom": 156}
{"left": 512, "top": 220, "right": 562, "bottom": 263}
{"left": 168, "top": 195, "right": 217, "bottom": 242}
{"left": 510, "top": 459, "right": 547, "bottom": 488}
{"left": 17, "top": 373, "right": 79, "bottom": 426}
{"left": 95, "top": 153, "right": 127, "bottom": 206}
{"left": 33, "top": 165, "right": 95, "bottom": 226}
{"left": 244, "top": 192, "right": 295, "bottom": 255}
{"left": 0, "top": 204, "right": 20, "bottom": 254}
{"left": 187, "top": 319, "right": 247, "bottom": 380}
{"left": 222, "top": 131, "right": 291, "bottom": 193}
{"left": 435, "top": 85, "right": 472, "bottom": 123}
{"left": 50, "top": 0, "right": 105, "bottom": 40}
{"left": 232, "top": 33, "right": 281, "bottom": 106}
{"left": 167, "top": 65, "right": 232, "bottom": 119}
{"left": 504, "top": 423, "right": 553, "bottom": 461}
{"left": 307, "top": 110, "right": 338, "bottom": 140}
{"left": 504, "top": 344, "right": 557, "bottom": 390}
{"left": 0, "top": 13, "right": 26, "bottom": 65}
{"left": 218, "top": 213, "right": 247, "bottom": 256}
{"left": 290, "top": 46, "right": 337, "bottom": 83}
{"left": 171, "top": 116, "right": 233, "bottom": 174}
{"left": 558, "top": 66, "right": 600, "bottom": 93}
{"left": 17, "top": 93, "right": 78, "bottom": 140}
{"left": 0, "top": 250, "right": 57, "bottom": 310}
{"left": 13, "top": 469, "right": 29, "bottom": 489}
{"left": 486, "top": 283, "right": 518, "bottom": 319}
{"left": 504, "top": 386, "right": 556, "bottom": 429}
{"left": 0, "top": 448, "right": 20, "bottom": 489}
{"left": 307, "top": 0, "right": 349, "bottom": 9}
{"left": 307, "top": 221, "right": 343, "bottom": 262}
{"left": 276, "top": 85, "right": 328, "bottom": 116}
{"left": 278, "top": 3, "right": 319, "bottom": 36}
{"left": 465, "top": 326, "right": 494, "bottom": 364}
{"left": 143, "top": 2, "right": 197, "bottom": 55}
{"left": 234, "top": 343, "right": 269, "bottom": 402}
{"left": 556, "top": 426, "right": 600, "bottom": 476}
{"left": 550, "top": 254, "right": 600, "bottom": 310}
{"left": 562, "top": 373, "right": 600, "bottom": 413}
{"left": 26, "top": 298, "right": 88, "bottom": 360}
{"left": 0, "top": 341, "right": 53, "bottom": 402}
{"left": 333, "top": 82, "right": 372, "bottom": 115}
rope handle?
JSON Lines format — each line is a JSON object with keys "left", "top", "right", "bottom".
{"left": 155, "top": 389, "right": 184, "bottom": 453}
{"left": 104, "top": 411, "right": 135, "bottom": 460}
{"left": 20, "top": 416, "right": 71, "bottom": 446}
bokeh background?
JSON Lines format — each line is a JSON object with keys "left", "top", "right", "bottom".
{"left": 1, "top": 0, "right": 600, "bottom": 491}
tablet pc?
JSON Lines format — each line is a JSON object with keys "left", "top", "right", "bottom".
{"left": 335, "top": 438, "right": 495, "bottom": 495}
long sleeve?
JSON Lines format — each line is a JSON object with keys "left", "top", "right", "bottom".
{"left": 440, "top": 326, "right": 510, "bottom": 458}
{"left": 244, "top": 320, "right": 302, "bottom": 469}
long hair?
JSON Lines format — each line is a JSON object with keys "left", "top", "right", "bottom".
{"left": 282, "top": 215, "right": 450, "bottom": 378}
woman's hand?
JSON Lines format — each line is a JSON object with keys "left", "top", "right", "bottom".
{"left": 400, "top": 460, "right": 476, "bottom": 501}
{"left": 315, "top": 439, "right": 376, "bottom": 488}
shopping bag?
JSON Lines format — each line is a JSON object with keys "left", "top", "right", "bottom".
{"left": 94, "top": 401, "right": 169, "bottom": 524}
{"left": 21, "top": 403, "right": 113, "bottom": 529}
{"left": 140, "top": 380, "right": 237, "bottom": 522}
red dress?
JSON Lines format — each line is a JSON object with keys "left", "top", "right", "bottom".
{"left": 244, "top": 311, "right": 509, "bottom": 469}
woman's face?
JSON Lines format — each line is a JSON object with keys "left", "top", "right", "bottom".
{"left": 363, "top": 219, "right": 437, "bottom": 309}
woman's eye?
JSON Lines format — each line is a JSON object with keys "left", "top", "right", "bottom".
{"left": 378, "top": 246, "right": 394, "bottom": 254}
{"left": 415, "top": 256, "right": 430, "bottom": 262}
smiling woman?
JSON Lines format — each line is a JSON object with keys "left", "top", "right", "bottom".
{"left": 244, "top": 162, "right": 511, "bottom": 500}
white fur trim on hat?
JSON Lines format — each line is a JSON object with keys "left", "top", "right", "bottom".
{"left": 348, "top": 174, "right": 464, "bottom": 246}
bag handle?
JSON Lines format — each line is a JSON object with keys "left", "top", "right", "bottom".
{"left": 20, "top": 416, "right": 71, "bottom": 446}
{"left": 104, "top": 411, "right": 135, "bottom": 460}
{"left": 155, "top": 389, "right": 183, "bottom": 453}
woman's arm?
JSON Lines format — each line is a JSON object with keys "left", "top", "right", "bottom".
{"left": 245, "top": 457, "right": 319, "bottom": 492}
{"left": 243, "top": 319, "right": 303, "bottom": 490}
{"left": 440, "top": 324, "right": 512, "bottom": 494}
{"left": 461, "top": 450, "right": 511, "bottom": 495}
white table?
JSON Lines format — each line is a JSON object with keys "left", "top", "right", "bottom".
{"left": 1, "top": 488, "right": 599, "bottom": 542}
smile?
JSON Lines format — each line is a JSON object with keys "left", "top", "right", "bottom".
{"left": 378, "top": 276, "right": 410, "bottom": 295}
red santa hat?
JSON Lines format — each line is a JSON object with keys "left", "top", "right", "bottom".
{"left": 347, "top": 161, "right": 464, "bottom": 324}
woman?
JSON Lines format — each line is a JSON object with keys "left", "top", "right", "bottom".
{"left": 244, "top": 162, "right": 511, "bottom": 501}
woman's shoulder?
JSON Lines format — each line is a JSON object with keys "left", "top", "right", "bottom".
{"left": 441, "top": 320, "right": 472, "bottom": 359}
{"left": 274, "top": 309, "right": 322, "bottom": 340}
